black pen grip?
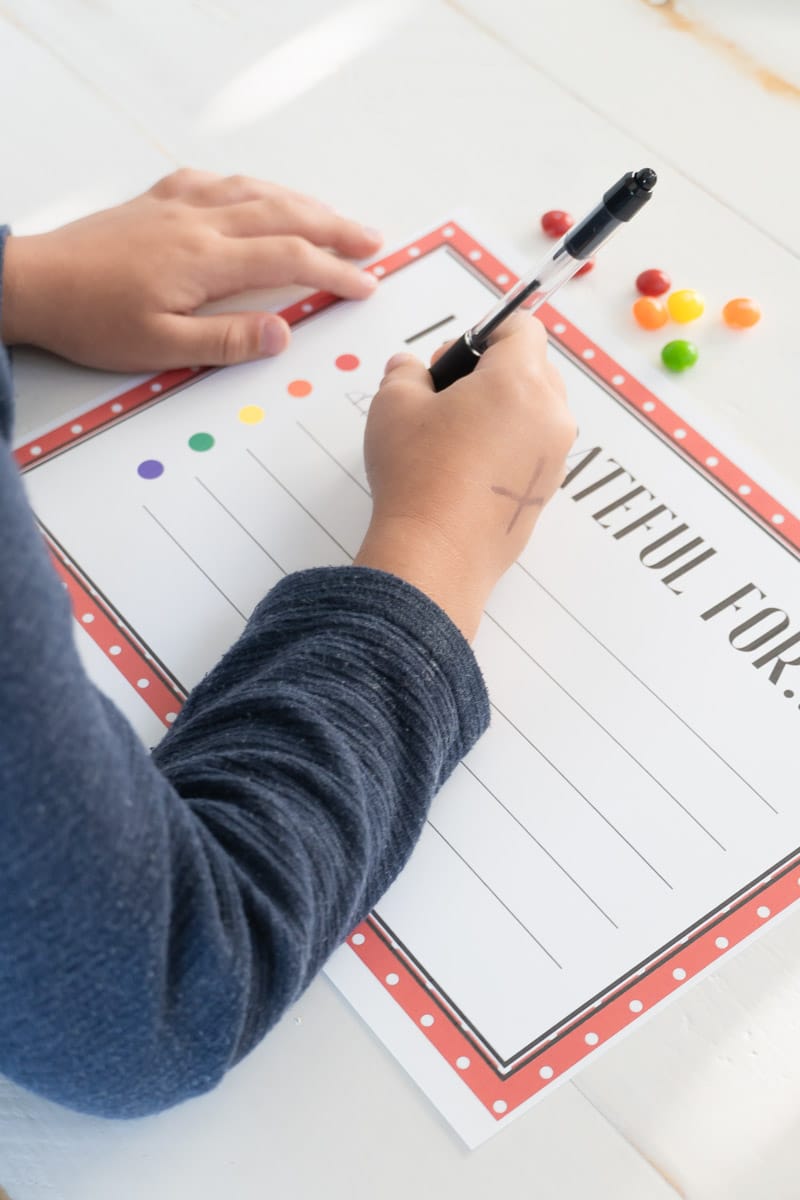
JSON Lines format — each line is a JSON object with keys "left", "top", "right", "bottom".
{"left": 429, "top": 333, "right": 481, "bottom": 392}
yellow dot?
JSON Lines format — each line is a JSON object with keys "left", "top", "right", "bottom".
{"left": 666, "top": 289, "right": 705, "bottom": 324}
{"left": 238, "top": 405, "right": 265, "bottom": 425}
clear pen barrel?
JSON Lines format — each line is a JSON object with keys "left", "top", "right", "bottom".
{"left": 469, "top": 244, "right": 582, "bottom": 347}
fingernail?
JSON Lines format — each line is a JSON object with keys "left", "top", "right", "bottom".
{"left": 361, "top": 271, "right": 379, "bottom": 290}
{"left": 260, "top": 320, "right": 286, "bottom": 356}
{"left": 362, "top": 226, "right": 383, "bottom": 243}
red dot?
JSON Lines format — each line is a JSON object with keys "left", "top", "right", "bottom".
{"left": 575, "top": 259, "right": 595, "bottom": 277}
{"left": 335, "top": 354, "right": 360, "bottom": 371}
{"left": 288, "top": 379, "right": 312, "bottom": 397}
{"left": 540, "top": 210, "right": 573, "bottom": 238}
{"left": 636, "top": 269, "right": 671, "bottom": 297}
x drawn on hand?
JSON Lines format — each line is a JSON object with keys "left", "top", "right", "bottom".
{"left": 491, "top": 458, "right": 546, "bottom": 534}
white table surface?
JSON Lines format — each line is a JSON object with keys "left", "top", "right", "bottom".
{"left": 1, "top": 2, "right": 799, "bottom": 1197}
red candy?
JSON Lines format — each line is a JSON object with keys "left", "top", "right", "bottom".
{"left": 636, "top": 268, "right": 671, "bottom": 297}
{"left": 541, "top": 210, "right": 574, "bottom": 238}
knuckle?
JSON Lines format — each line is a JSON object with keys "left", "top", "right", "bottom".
{"left": 154, "top": 167, "right": 196, "bottom": 195}
{"left": 220, "top": 320, "right": 249, "bottom": 364}
{"left": 283, "top": 235, "right": 311, "bottom": 268}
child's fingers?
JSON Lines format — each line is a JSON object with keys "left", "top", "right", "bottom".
{"left": 212, "top": 199, "right": 382, "bottom": 259}
{"left": 155, "top": 311, "right": 291, "bottom": 367}
{"left": 219, "top": 236, "right": 379, "bottom": 300}
{"left": 379, "top": 352, "right": 434, "bottom": 395}
{"left": 477, "top": 312, "right": 549, "bottom": 374}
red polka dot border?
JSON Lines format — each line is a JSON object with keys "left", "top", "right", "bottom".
{"left": 47, "top": 538, "right": 185, "bottom": 727}
{"left": 350, "top": 854, "right": 800, "bottom": 1120}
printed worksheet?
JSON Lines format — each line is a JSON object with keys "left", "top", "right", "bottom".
{"left": 18, "top": 222, "right": 800, "bottom": 1147}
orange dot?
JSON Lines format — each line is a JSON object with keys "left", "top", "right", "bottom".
{"left": 722, "top": 297, "right": 761, "bottom": 329}
{"left": 287, "top": 379, "right": 312, "bottom": 397}
{"left": 632, "top": 297, "right": 668, "bottom": 330}
{"left": 335, "top": 354, "right": 360, "bottom": 371}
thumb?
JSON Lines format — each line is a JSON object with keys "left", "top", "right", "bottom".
{"left": 380, "top": 350, "right": 432, "bottom": 390}
{"left": 158, "top": 311, "right": 291, "bottom": 367}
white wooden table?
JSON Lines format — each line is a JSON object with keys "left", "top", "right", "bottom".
{"left": 1, "top": 2, "right": 798, "bottom": 1196}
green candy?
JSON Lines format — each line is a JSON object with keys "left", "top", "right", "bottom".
{"left": 661, "top": 339, "right": 699, "bottom": 372}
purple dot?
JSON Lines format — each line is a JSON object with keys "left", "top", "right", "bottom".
{"left": 138, "top": 459, "right": 164, "bottom": 480}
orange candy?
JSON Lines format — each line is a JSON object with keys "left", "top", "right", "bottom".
{"left": 723, "top": 297, "right": 761, "bottom": 328}
{"left": 632, "top": 296, "right": 668, "bottom": 330}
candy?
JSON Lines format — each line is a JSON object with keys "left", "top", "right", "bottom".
{"left": 541, "top": 210, "right": 573, "bottom": 238}
{"left": 632, "top": 297, "right": 668, "bottom": 330}
{"left": 722, "top": 297, "right": 761, "bottom": 328}
{"left": 661, "top": 339, "right": 699, "bottom": 371}
{"left": 636, "top": 268, "right": 671, "bottom": 297}
{"left": 575, "top": 259, "right": 595, "bottom": 277}
{"left": 666, "top": 289, "right": 705, "bottom": 323}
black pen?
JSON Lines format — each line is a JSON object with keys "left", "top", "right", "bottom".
{"left": 429, "top": 168, "right": 657, "bottom": 392}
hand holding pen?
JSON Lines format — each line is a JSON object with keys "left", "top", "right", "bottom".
{"left": 429, "top": 169, "right": 657, "bottom": 392}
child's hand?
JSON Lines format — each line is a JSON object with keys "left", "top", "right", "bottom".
{"left": 354, "top": 315, "right": 575, "bottom": 640}
{"left": 1, "top": 169, "right": 382, "bottom": 371}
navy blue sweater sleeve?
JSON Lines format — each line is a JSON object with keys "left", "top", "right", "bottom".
{"left": 0, "top": 226, "right": 489, "bottom": 1118}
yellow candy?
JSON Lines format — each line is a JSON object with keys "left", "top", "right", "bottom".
{"left": 667, "top": 289, "right": 705, "bottom": 323}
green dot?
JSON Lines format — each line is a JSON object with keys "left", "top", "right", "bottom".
{"left": 188, "top": 432, "right": 215, "bottom": 452}
{"left": 661, "top": 339, "right": 699, "bottom": 372}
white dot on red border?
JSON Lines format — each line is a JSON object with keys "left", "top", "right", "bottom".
{"left": 81, "top": 613, "right": 95, "bottom": 624}
{"left": 420, "top": 1014, "right": 434, "bottom": 1027}
{"left": 496, "top": 273, "right": 509, "bottom": 285}
{"left": 581, "top": 348, "right": 595, "bottom": 360}
{"left": 539, "top": 1065, "right": 554, "bottom": 1080}
{"left": 30, "top": 445, "right": 42, "bottom": 456}
{"left": 493, "top": 1100, "right": 507, "bottom": 1114}
{"left": 674, "top": 429, "right": 687, "bottom": 440}
{"left": 643, "top": 401, "right": 656, "bottom": 413}
{"left": 706, "top": 456, "right": 719, "bottom": 467}
{"left": 469, "top": 249, "right": 482, "bottom": 261}
{"left": 553, "top": 323, "right": 567, "bottom": 334}
{"left": 772, "top": 514, "right": 785, "bottom": 525}
{"left": 385, "top": 972, "right": 399, "bottom": 986}
{"left": 611, "top": 373, "right": 625, "bottom": 385}
{"left": 301, "top": 303, "right": 314, "bottom": 313}
{"left": 111, "top": 403, "right": 123, "bottom": 414}
{"left": 109, "top": 645, "right": 122, "bottom": 656}
{"left": 71, "top": 424, "right": 83, "bottom": 434}
{"left": 408, "top": 246, "right": 420, "bottom": 258}
{"left": 150, "top": 383, "right": 162, "bottom": 394}
{"left": 442, "top": 226, "right": 455, "bottom": 238}
{"left": 757, "top": 905, "right": 771, "bottom": 918}
{"left": 456, "top": 1056, "right": 471, "bottom": 1070}
{"left": 351, "top": 932, "right": 365, "bottom": 945}
{"left": 166, "top": 712, "right": 178, "bottom": 724}
{"left": 673, "top": 967, "right": 687, "bottom": 981}
{"left": 373, "top": 265, "right": 386, "bottom": 277}
{"left": 715, "top": 936, "right": 729, "bottom": 949}
{"left": 585, "top": 1032, "right": 599, "bottom": 1046}
{"left": 137, "top": 678, "right": 150, "bottom": 689}
{"left": 739, "top": 484, "right": 752, "bottom": 495}
{"left": 629, "top": 999, "right": 643, "bottom": 1013}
